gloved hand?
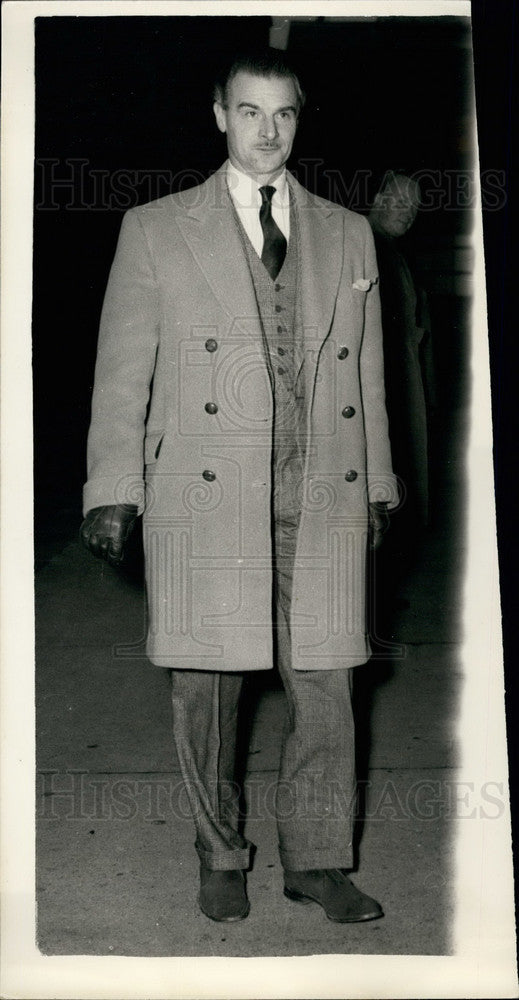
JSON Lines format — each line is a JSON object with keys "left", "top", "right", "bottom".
{"left": 368, "top": 501, "right": 390, "bottom": 551}
{"left": 80, "top": 504, "right": 138, "bottom": 566}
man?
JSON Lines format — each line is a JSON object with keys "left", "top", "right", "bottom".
{"left": 368, "top": 171, "right": 436, "bottom": 545}
{"left": 81, "top": 50, "right": 397, "bottom": 925}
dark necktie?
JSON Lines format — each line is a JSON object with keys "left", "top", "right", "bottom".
{"left": 259, "top": 185, "right": 287, "bottom": 280}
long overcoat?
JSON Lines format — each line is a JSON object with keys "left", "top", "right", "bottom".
{"left": 84, "top": 165, "right": 397, "bottom": 671}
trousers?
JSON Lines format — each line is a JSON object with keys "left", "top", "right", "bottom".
{"left": 170, "top": 518, "right": 357, "bottom": 872}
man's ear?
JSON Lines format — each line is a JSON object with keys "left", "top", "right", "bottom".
{"left": 213, "top": 101, "right": 227, "bottom": 134}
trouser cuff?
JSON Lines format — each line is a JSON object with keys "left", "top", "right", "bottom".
{"left": 279, "top": 845, "right": 354, "bottom": 872}
{"left": 196, "top": 844, "right": 252, "bottom": 871}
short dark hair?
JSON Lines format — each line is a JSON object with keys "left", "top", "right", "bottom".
{"left": 213, "top": 48, "right": 305, "bottom": 113}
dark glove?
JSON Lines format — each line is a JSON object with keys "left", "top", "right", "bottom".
{"left": 80, "top": 504, "right": 138, "bottom": 566}
{"left": 368, "top": 501, "right": 390, "bottom": 551}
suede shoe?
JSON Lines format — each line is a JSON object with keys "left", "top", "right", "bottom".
{"left": 198, "top": 866, "right": 250, "bottom": 922}
{"left": 283, "top": 868, "right": 383, "bottom": 922}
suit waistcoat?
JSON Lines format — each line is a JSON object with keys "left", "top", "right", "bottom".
{"left": 232, "top": 198, "right": 306, "bottom": 526}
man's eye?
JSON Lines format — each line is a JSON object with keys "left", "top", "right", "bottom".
{"left": 244, "top": 110, "right": 257, "bottom": 118}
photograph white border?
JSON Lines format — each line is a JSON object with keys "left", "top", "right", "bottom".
{"left": 1, "top": 1, "right": 516, "bottom": 997}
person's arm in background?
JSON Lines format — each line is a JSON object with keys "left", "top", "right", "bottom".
{"left": 416, "top": 285, "right": 438, "bottom": 422}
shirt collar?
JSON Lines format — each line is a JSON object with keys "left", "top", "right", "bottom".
{"left": 226, "top": 160, "right": 289, "bottom": 208}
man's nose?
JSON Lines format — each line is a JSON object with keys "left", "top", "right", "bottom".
{"left": 260, "top": 115, "right": 278, "bottom": 140}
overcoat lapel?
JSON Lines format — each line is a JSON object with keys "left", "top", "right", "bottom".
{"left": 288, "top": 174, "right": 345, "bottom": 410}
{"left": 175, "top": 168, "right": 264, "bottom": 344}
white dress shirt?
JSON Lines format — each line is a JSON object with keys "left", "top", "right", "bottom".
{"left": 226, "top": 160, "right": 290, "bottom": 258}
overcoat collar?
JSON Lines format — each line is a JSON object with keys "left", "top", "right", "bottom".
{"left": 175, "top": 163, "right": 345, "bottom": 352}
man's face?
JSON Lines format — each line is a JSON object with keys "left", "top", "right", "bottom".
{"left": 374, "top": 176, "right": 420, "bottom": 238}
{"left": 213, "top": 70, "right": 299, "bottom": 183}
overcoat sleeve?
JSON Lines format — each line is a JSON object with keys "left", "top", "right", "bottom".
{"left": 83, "top": 210, "right": 160, "bottom": 515}
{"left": 359, "top": 219, "right": 399, "bottom": 508}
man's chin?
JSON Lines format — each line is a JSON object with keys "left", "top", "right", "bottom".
{"left": 253, "top": 154, "right": 285, "bottom": 175}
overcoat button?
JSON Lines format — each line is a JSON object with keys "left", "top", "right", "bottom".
{"left": 204, "top": 402, "right": 218, "bottom": 414}
{"left": 202, "top": 470, "right": 216, "bottom": 482}
{"left": 277, "top": 325, "right": 284, "bottom": 334}
{"left": 275, "top": 304, "right": 282, "bottom": 313}
{"left": 342, "top": 406, "right": 356, "bottom": 418}
{"left": 337, "top": 347, "right": 349, "bottom": 360}
{"left": 205, "top": 338, "right": 218, "bottom": 352}
{"left": 344, "top": 470, "right": 358, "bottom": 482}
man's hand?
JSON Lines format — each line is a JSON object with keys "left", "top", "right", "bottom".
{"left": 80, "top": 504, "right": 138, "bottom": 566}
{"left": 368, "top": 501, "right": 390, "bottom": 551}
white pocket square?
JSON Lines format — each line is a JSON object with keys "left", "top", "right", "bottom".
{"left": 352, "top": 277, "right": 376, "bottom": 291}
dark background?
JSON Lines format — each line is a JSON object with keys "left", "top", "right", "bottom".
{"left": 32, "top": 4, "right": 517, "bottom": 948}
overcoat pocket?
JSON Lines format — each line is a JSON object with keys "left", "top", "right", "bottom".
{"left": 144, "top": 431, "right": 165, "bottom": 465}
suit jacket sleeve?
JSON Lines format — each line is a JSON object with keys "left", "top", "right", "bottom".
{"left": 83, "top": 209, "right": 160, "bottom": 516}
{"left": 359, "top": 218, "right": 399, "bottom": 508}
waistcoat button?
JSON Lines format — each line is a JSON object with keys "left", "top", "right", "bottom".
{"left": 205, "top": 338, "right": 218, "bottom": 352}
{"left": 344, "top": 470, "right": 358, "bottom": 482}
{"left": 202, "top": 470, "right": 216, "bottom": 482}
{"left": 337, "top": 347, "right": 349, "bottom": 360}
{"left": 204, "top": 402, "right": 218, "bottom": 414}
{"left": 342, "top": 406, "right": 356, "bottom": 418}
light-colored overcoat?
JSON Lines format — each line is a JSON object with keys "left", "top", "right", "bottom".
{"left": 84, "top": 164, "right": 397, "bottom": 671}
